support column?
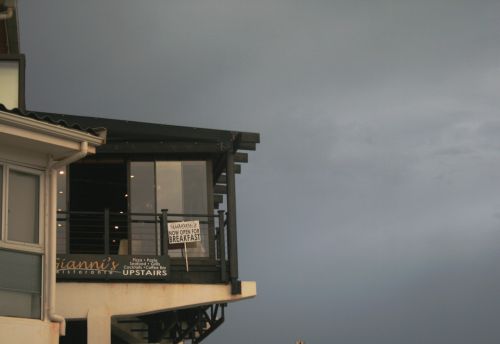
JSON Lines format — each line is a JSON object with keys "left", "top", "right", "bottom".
{"left": 226, "top": 151, "right": 241, "bottom": 294}
{"left": 87, "top": 308, "right": 111, "bottom": 344}
{"left": 217, "top": 210, "right": 227, "bottom": 282}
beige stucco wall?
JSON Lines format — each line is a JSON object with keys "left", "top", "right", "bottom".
{"left": 57, "top": 281, "right": 257, "bottom": 319}
{"left": 56, "top": 281, "right": 256, "bottom": 344}
{"left": 0, "top": 141, "right": 48, "bottom": 170}
{"left": 0, "top": 61, "right": 19, "bottom": 110}
{"left": 0, "top": 316, "right": 59, "bottom": 344}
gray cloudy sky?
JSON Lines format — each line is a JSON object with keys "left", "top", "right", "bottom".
{"left": 18, "top": 0, "right": 500, "bottom": 342}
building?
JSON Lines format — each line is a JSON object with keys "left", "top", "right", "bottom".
{"left": 0, "top": 0, "right": 24, "bottom": 111}
{"left": 0, "top": 2, "right": 259, "bottom": 343}
{"left": 0, "top": 101, "right": 106, "bottom": 344}
{"left": 50, "top": 112, "right": 259, "bottom": 344}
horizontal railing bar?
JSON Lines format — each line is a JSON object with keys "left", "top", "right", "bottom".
{"left": 58, "top": 210, "right": 219, "bottom": 218}
{"left": 69, "top": 239, "right": 106, "bottom": 241}
{"left": 165, "top": 213, "right": 217, "bottom": 218}
{"left": 57, "top": 211, "right": 104, "bottom": 215}
{"left": 130, "top": 212, "right": 217, "bottom": 218}
{"left": 58, "top": 223, "right": 103, "bottom": 226}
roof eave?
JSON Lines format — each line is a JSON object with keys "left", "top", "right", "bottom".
{"left": 0, "top": 110, "right": 105, "bottom": 147}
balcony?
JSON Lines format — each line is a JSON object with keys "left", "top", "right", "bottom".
{"left": 56, "top": 208, "right": 237, "bottom": 288}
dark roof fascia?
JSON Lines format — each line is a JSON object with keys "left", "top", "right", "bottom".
{"left": 20, "top": 111, "right": 259, "bottom": 180}
{"left": 34, "top": 112, "right": 260, "bottom": 151}
{"left": 96, "top": 141, "right": 231, "bottom": 155}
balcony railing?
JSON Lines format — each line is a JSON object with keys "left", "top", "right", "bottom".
{"left": 56, "top": 209, "right": 231, "bottom": 284}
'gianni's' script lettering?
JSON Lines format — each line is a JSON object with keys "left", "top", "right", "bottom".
{"left": 56, "top": 256, "right": 119, "bottom": 275}
{"left": 56, "top": 255, "right": 169, "bottom": 279}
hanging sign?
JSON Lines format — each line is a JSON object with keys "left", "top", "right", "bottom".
{"left": 168, "top": 220, "right": 201, "bottom": 272}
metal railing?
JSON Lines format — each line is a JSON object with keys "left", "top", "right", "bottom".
{"left": 57, "top": 209, "right": 229, "bottom": 282}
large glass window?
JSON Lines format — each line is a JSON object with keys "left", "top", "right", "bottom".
{"left": 156, "top": 161, "right": 209, "bottom": 258}
{"left": 0, "top": 163, "right": 43, "bottom": 319}
{"left": 0, "top": 250, "right": 41, "bottom": 318}
{"left": 129, "top": 161, "right": 210, "bottom": 258}
{"left": 56, "top": 167, "right": 68, "bottom": 254}
{"left": 130, "top": 162, "right": 157, "bottom": 255}
{"left": 7, "top": 170, "right": 40, "bottom": 244}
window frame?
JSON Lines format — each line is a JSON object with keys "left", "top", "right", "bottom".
{"left": 127, "top": 159, "right": 215, "bottom": 262}
{"left": 0, "top": 161, "right": 44, "bottom": 254}
{"left": 0, "top": 248, "right": 43, "bottom": 319}
{"left": 0, "top": 159, "right": 44, "bottom": 320}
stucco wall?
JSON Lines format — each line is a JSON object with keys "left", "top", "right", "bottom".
{"left": 0, "top": 316, "right": 59, "bottom": 344}
{"left": 0, "top": 61, "right": 19, "bottom": 110}
{"left": 57, "top": 281, "right": 257, "bottom": 319}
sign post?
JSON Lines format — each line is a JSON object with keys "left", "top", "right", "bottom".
{"left": 167, "top": 220, "right": 201, "bottom": 272}
{"left": 184, "top": 242, "right": 189, "bottom": 272}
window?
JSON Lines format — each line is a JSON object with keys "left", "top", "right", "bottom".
{"left": 0, "top": 250, "right": 41, "bottom": 318}
{"left": 0, "top": 162, "right": 43, "bottom": 319}
{"left": 156, "top": 161, "right": 209, "bottom": 258}
{"left": 7, "top": 170, "right": 40, "bottom": 243}
{"left": 129, "top": 161, "right": 211, "bottom": 258}
{"left": 56, "top": 166, "right": 68, "bottom": 254}
{"left": 130, "top": 162, "right": 157, "bottom": 255}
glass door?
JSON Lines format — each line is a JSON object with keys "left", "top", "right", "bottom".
{"left": 129, "top": 160, "right": 212, "bottom": 258}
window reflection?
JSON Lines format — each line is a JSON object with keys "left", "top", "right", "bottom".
{"left": 156, "top": 161, "right": 209, "bottom": 258}
{"left": 128, "top": 161, "right": 210, "bottom": 258}
{"left": 8, "top": 170, "right": 39, "bottom": 244}
{"left": 130, "top": 162, "right": 157, "bottom": 255}
{"left": 0, "top": 250, "right": 41, "bottom": 318}
{"left": 56, "top": 167, "right": 67, "bottom": 254}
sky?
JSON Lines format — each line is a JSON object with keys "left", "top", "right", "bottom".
{"left": 18, "top": 0, "right": 500, "bottom": 343}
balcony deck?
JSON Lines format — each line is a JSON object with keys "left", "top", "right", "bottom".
{"left": 56, "top": 209, "right": 234, "bottom": 286}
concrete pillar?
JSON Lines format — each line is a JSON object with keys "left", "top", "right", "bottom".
{"left": 87, "top": 308, "right": 110, "bottom": 344}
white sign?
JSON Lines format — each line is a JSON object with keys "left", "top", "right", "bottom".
{"left": 168, "top": 220, "right": 201, "bottom": 244}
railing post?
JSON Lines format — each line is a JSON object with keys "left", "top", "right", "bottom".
{"left": 161, "top": 209, "right": 169, "bottom": 256}
{"left": 65, "top": 211, "right": 70, "bottom": 254}
{"left": 226, "top": 150, "right": 241, "bottom": 294}
{"left": 217, "top": 210, "right": 227, "bottom": 282}
{"left": 104, "top": 208, "right": 110, "bottom": 255}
